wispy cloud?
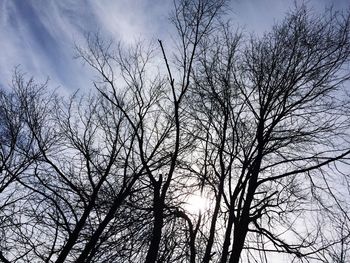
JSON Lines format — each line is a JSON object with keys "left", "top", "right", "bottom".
{"left": 89, "top": 0, "right": 171, "bottom": 43}
{"left": 0, "top": 0, "right": 172, "bottom": 92}
{"left": 0, "top": 0, "right": 100, "bottom": 91}
{"left": 0, "top": 0, "right": 348, "bottom": 93}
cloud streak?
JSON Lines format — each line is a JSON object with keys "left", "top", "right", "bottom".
{"left": 0, "top": 0, "right": 348, "bottom": 93}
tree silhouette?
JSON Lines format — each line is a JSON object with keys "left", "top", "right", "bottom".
{"left": 1, "top": 1, "right": 350, "bottom": 262}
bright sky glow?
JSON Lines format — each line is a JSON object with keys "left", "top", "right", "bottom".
{"left": 1, "top": 1, "right": 349, "bottom": 262}
{"left": 184, "top": 194, "right": 208, "bottom": 214}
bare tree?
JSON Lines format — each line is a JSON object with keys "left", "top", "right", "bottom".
{"left": 186, "top": 4, "right": 350, "bottom": 263}
{"left": 1, "top": 1, "right": 350, "bottom": 263}
{"left": 0, "top": 70, "right": 147, "bottom": 262}
{"left": 72, "top": 1, "right": 228, "bottom": 262}
{"left": 0, "top": 71, "right": 51, "bottom": 262}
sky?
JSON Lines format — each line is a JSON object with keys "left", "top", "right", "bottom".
{"left": 0, "top": 0, "right": 349, "bottom": 93}
{"left": 0, "top": 2, "right": 349, "bottom": 262}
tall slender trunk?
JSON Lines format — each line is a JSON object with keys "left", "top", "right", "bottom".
{"left": 229, "top": 118, "right": 265, "bottom": 263}
{"left": 203, "top": 113, "right": 229, "bottom": 263}
{"left": 228, "top": 216, "right": 250, "bottom": 263}
{"left": 145, "top": 185, "right": 164, "bottom": 263}
{"left": 202, "top": 182, "right": 224, "bottom": 263}
{"left": 189, "top": 230, "right": 196, "bottom": 263}
{"left": 229, "top": 151, "right": 264, "bottom": 263}
{"left": 220, "top": 204, "right": 235, "bottom": 263}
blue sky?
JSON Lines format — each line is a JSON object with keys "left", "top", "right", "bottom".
{"left": 0, "top": 0, "right": 349, "bottom": 93}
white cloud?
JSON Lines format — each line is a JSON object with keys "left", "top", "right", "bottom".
{"left": 0, "top": 0, "right": 348, "bottom": 92}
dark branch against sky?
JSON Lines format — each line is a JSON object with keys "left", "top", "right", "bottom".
{"left": 1, "top": 1, "right": 350, "bottom": 262}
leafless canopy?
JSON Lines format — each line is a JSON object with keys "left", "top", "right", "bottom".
{"left": 1, "top": 1, "right": 350, "bottom": 263}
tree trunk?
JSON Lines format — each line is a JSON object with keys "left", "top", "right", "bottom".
{"left": 145, "top": 186, "right": 164, "bottom": 263}
{"left": 220, "top": 205, "right": 235, "bottom": 263}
